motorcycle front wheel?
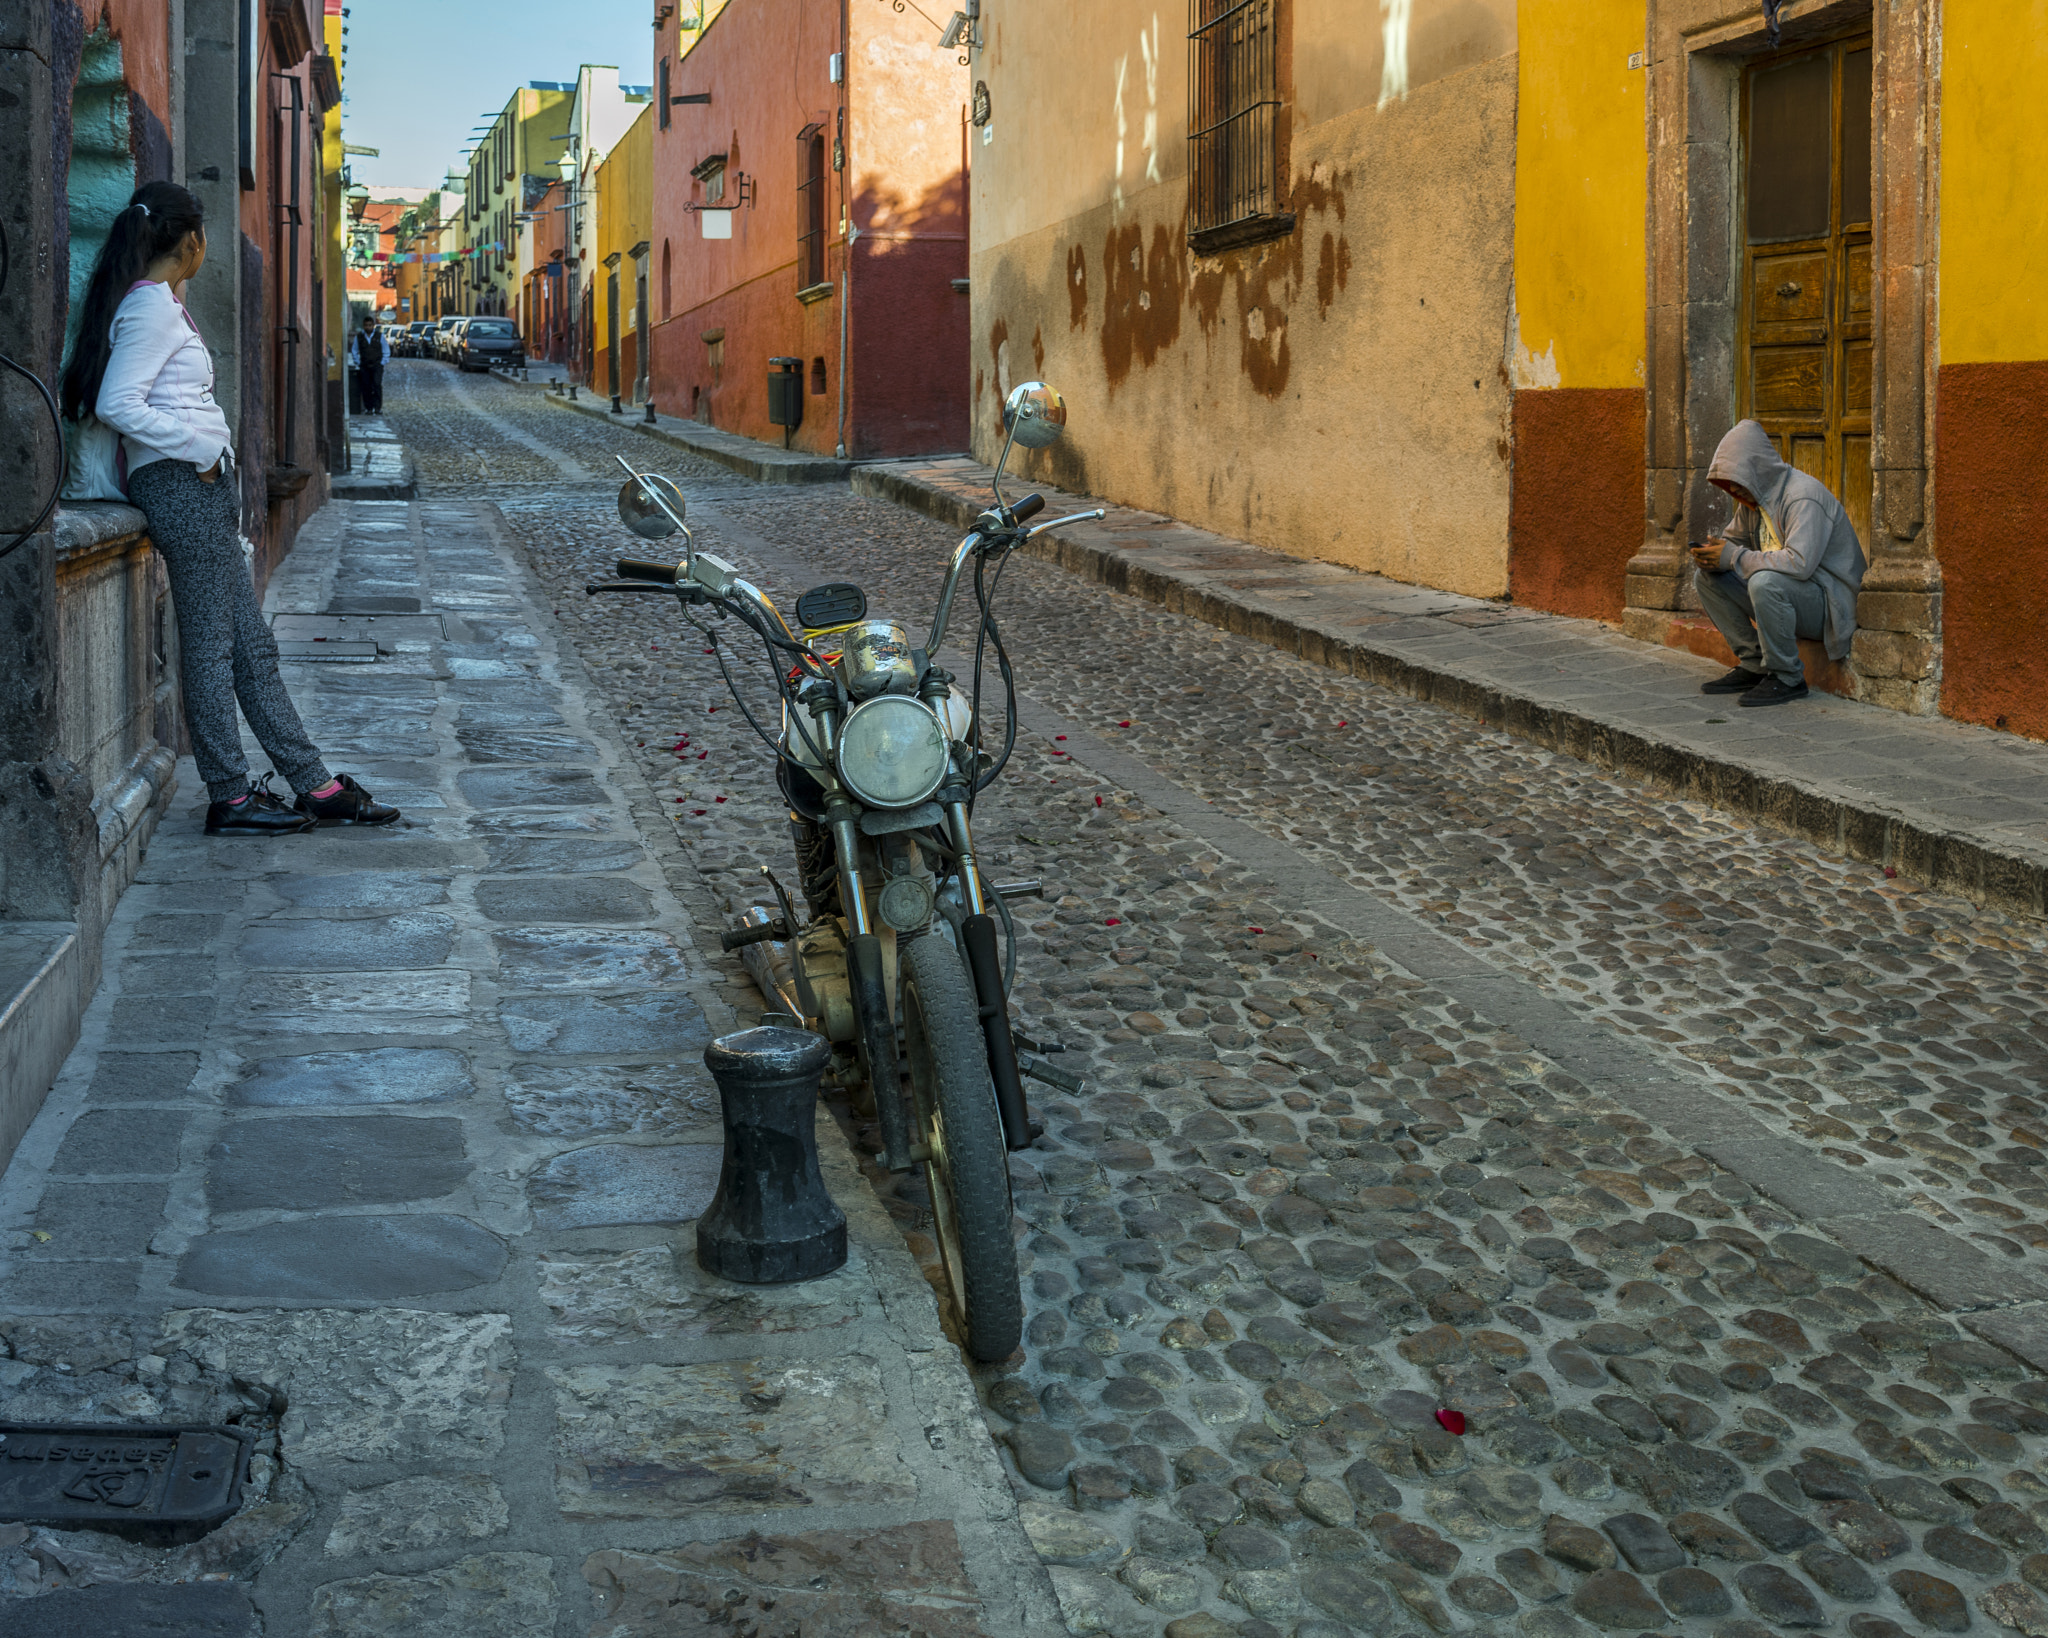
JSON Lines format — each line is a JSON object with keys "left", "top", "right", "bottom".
{"left": 899, "top": 932, "right": 1023, "bottom": 1362}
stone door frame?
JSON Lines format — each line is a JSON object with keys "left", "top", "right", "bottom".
{"left": 1626, "top": 0, "right": 1940, "bottom": 713}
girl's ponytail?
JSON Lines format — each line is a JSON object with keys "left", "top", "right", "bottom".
{"left": 59, "top": 181, "right": 206, "bottom": 423}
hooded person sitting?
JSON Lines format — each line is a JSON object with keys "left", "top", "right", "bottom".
{"left": 1688, "top": 420, "right": 1867, "bottom": 707}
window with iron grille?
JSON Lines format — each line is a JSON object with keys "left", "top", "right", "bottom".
{"left": 797, "top": 133, "right": 828, "bottom": 293}
{"left": 1187, "top": 0, "right": 1293, "bottom": 254}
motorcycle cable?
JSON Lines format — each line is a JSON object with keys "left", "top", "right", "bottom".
{"left": 967, "top": 547, "right": 1021, "bottom": 796}
{"left": 681, "top": 592, "right": 835, "bottom": 778}
{"left": 0, "top": 217, "right": 65, "bottom": 565}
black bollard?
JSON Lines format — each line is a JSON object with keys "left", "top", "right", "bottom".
{"left": 696, "top": 1026, "right": 846, "bottom": 1283}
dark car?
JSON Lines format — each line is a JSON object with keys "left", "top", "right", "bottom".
{"left": 404, "top": 320, "right": 432, "bottom": 357}
{"left": 458, "top": 317, "right": 524, "bottom": 373}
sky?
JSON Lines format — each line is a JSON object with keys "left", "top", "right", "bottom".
{"left": 339, "top": 0, "right": 653, "bottom": 192}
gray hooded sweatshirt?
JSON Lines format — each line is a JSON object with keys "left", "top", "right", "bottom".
{"left": 1706, "top": 420, "right": 1867, "bottom": 661}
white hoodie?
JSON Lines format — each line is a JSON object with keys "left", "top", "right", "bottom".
{"left": 94, "top": 281, "right": 234, "bottom": 478}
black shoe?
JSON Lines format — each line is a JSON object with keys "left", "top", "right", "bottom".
{"left": 1701, "top": 666, "right": 1768, "bottom": 695}
{"left": 1739, "top": 675, "right": 1810, "bottom": 708}
{"left": 206, "top": 782, "right": 316, "bottom": 835}
{"left": 296, "top": 774, "right": 401, "bottom": 827}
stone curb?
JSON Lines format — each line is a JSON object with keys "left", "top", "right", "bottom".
{"left": 854, "top": 461, "right": 2048, "bottom": 923}
{"left": 514, "top": 378, "right": 852, "bottom": 485}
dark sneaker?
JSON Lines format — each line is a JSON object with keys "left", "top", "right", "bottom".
{"left": 205, "top": 782, "right": 315, "bottom": 836}
{"left": 1739, "top": 675, "right": 1810, "bottom": 708}
{"left": 1701, "top": 666, "right": 1768, "bottom": 695}
{"left": 296, "top": 774, "right": 401, "bottom": 827}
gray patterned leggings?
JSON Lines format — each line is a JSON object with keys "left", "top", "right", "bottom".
{"left": 128, "top": 459, "right": 332, "bottom": 805}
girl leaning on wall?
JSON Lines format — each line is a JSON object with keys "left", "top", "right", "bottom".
{"left": 59, "top": 180, "right": 398, "bottom": 837}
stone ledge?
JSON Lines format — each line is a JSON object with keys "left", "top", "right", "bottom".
{"left": 855, "top": 458, "right": 2048, "bottom": 921}
{"left": 0, "top": 922, "right": 82, "bottom": 1175}
{"left": 524, "top": 384, "right": 852, "bottom": 485}
{"left": 53, "top": 501, "right": 148, "bottom": 558}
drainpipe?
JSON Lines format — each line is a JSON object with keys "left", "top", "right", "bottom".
{"left": 835, "top": 0, "right": 850, "bottom": 459}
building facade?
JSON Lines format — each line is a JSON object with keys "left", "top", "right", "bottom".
{"left": 0, "top": 0, "right": 342, "bottom": 1167}
{"left": 593, "top": 103, "right": 653, "bottom": 406}
{"left": 647, "top": 0, "right": 971, "bottom": 456}
{"left": 464, "top": 82, "right": 574, "bottom": 318}
{"left": 560, "top": 65, "right": 654, "bottom": 385}
{"left": 971, "top": 0, "right": 2048, "bottom": 739}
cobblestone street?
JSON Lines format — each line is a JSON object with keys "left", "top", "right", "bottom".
{"left": 391, "top": 364, "right": 2048, "bottom": 1638}
{"left": 10, "top": 358, "right": 2048, "bottom": 1638}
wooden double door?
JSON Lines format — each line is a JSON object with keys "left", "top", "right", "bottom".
{"left": 1740, "top": 36, "right": 1874, "bottom": 545}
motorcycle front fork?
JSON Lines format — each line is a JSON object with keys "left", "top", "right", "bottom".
{"left": 827, "top": 797, "right": 1034, "bottom": 1167}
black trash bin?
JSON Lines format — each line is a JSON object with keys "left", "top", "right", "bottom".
{"left": 767, "top": 355, "right": 803, "bottom": 446}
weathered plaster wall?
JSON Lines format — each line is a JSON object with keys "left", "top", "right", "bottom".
{"left": 969, "top": 0, "right": 1518, "bottom": 598}
{"left": 1935, "top": 0, "right": 2048, "bottom": 738}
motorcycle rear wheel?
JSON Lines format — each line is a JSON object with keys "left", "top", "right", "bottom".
{"left": 900, "top": 933, "right": 1022, "bottom": 1362}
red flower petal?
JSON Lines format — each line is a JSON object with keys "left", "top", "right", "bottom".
{"left": 1055, "top": 735, "right": 1067, "bottom": 741}
{"left": 1105, "top": 918, "right": 1122, "bottom": 926}
{"left": 1436, "top": 1409, "right": 1466, "bottom": 1435}
{"left": 1094, "top": 796, "right": 1104, "bottom": 807}
{"left": 1249, "top": 926, "right": 1265, "bottom": 935}
{"left": 1118, "top": 720, "right": 1131, "bottom": 727}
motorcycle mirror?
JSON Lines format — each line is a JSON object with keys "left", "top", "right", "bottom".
{"left": 617, "top": 474, "right": 688, "bottom": 539}
{"left": 1001, "top": 381, "right": 1066, "bottom": 450}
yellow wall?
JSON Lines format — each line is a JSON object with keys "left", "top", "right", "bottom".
{"left": 592, "top": 103, "right": 654, "bottom": 371}
{"left": 1940, "top": 0, "right": 2048, "bottom": 364}
{"left": 971, "top": 0, "right": 1522, "bottom": 598}
{"left": 1510, "top": 0, "right": 1646, "bottom": 389}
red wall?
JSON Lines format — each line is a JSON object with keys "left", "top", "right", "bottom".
{"left": 1507, "top": 387, "right": 1645, "bottom": 622}
{"left": 649, "top": 0, "right": 967, "bottom": 457}
{"left": 1937, "top": 362, "right": 2048, "bottom": 739}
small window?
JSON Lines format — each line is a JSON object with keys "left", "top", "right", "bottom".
{"left": 659, "top": 56, "right": 671, "bottom": 130}
{"left": 661, "top": 239, "right": 672, "bottom": 319}
{"left": 1187, "top": 0, "right": 1292, "bottom": 253}
{"left": 797, "top": 133, "right": 827, "bottom": 291}
{"left": 810, "top": 356, "right": 827, "bottom": 394}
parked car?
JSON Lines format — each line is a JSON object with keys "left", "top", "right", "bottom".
{"left": 404, "top": 321, "right": 432, "bottom": 357}
{"left": 458, "top": 317, "right": 525, "bottom": 373}
{"left": 432, "top": 317, "right": 464, "bottom": 361}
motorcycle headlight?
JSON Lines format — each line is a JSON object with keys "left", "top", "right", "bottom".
{"left": 834, "top": 695, "right": 950, "bottom": 808}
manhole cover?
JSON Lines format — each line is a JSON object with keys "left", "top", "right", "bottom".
{"left": 0, "top": 1423, "right": 254, "bottom": 1541}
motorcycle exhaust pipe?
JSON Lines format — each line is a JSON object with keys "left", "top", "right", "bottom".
{"left": 849, "top": 933, "right": 914, "bottom": 1171}
{"left": 961, "top": 913, "right": 1033, "bottom": 1151}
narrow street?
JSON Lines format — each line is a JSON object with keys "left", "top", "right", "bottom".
{"left": 8, "top": 360, "right": 2048, "bottom": 1638}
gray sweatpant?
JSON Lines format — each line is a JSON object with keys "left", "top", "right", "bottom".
{"left": 128, "top": 459, "right": 332, "bottom": 804}
{"left": 1694, "top": 566, "right": 1828, "bottom": 685}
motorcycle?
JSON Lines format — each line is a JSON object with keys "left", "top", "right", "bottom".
{"left": 584, "top": 382, "right": 1104, "bottom": 1361}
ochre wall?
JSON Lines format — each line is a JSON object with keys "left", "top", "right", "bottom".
{"left": 971, "top": 0, "right": 1518, "bottom": 598}
{"left": 1936, "top": 0, "right": 2048, "bottom": 736}
{"left": 1505, "top": 0, "right": 1647, "bottom": 620}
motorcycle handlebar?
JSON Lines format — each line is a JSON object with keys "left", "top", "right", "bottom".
{"left": 1009, "top": 493, "right": 1045, "bottom": 525}
{"left": 616, "top": 558, "right": 681, "bottom": 584}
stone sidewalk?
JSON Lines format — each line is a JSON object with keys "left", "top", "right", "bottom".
{"left": 856, "top": 457, "right": 2048, "bottom": 923}
{"left": 0, "top": 496, "right": 1053, "bottom": 1635}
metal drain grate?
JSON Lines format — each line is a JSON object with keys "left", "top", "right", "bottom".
{"left": 271, "top": 611, "right": 445, "bottom": 662}
{"left": 0, "top": 1423, "right": 254, "bottom": 1541}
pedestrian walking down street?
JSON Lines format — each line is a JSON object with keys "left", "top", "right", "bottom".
{"left": 349, "top": 313, "right": 390, "bottom": 414}
{"left": 1688, "top": 419, "right": 1868, "bottom": 708}
{"left": 58, "top": 181, "right": 399, "bottom": 836}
